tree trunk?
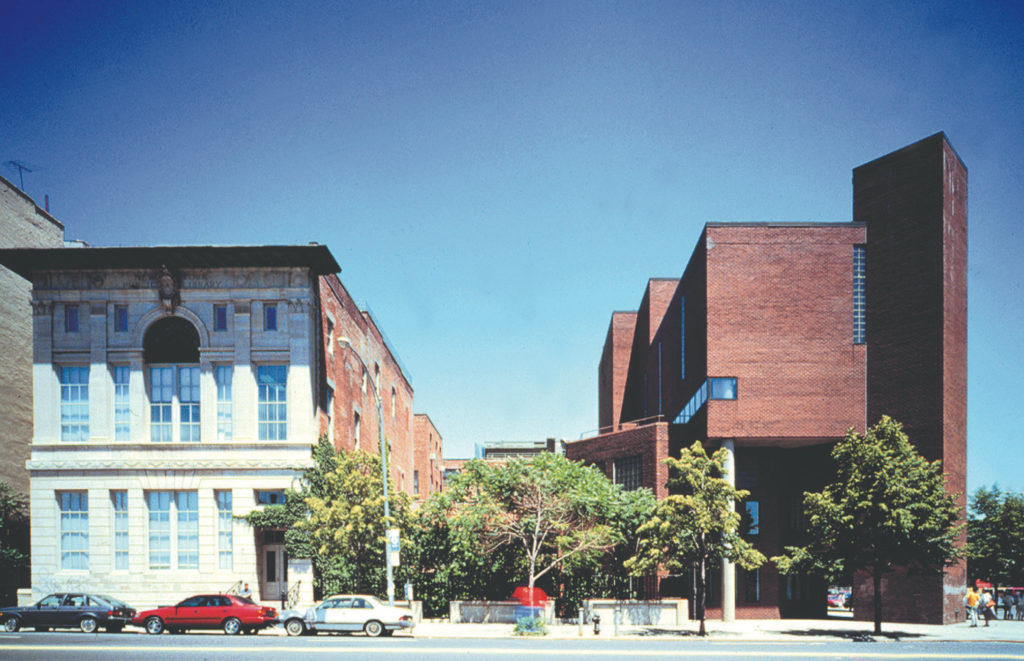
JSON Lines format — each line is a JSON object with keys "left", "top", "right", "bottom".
{"left": 873, "top": 570, "right": 882, "bottom": 635}
{"left": 698, "top": 559, "right": 707, "bottom": 637}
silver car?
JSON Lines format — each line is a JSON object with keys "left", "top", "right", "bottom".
{"left": 280, "top": 595, "right": 414, "bottom": 637}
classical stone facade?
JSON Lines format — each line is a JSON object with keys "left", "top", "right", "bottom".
{"left": 0, "top": 246, "right": 339, "bottom": 608}
{"left": 0, "top": 176, "right": 64, "bottom": 496}
{"left": 568, "top": 133, "right": 967, "bottom": 625}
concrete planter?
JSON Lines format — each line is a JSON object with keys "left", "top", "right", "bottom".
{"left": 449, "top": 600, "right": 555, "bottom": 624}
{"left": 584, "top": 599, "right": 689, "bottom": 627}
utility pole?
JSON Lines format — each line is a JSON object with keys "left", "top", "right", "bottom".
{"left": 6, "top": 161, "right": 33, "bottom": 190}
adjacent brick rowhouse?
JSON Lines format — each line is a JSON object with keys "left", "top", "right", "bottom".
{"left": 317, "top": 274, "right": 416, "bottom": 495}
{"left": 413, "top": 413, "right": 444, "bottom": 499}
{"left": 570, "top": 133, "right": 966, "bottom": 624}
{"left": 0, "top": 175, "right": 64, "bottom": 497}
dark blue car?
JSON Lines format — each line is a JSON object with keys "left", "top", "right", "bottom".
{"left": 1, "top": 593, "right": 136, "bottom": 633}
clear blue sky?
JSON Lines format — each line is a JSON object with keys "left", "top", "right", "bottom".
{"left": 2, "top": 1, "right": 1021, "bottom": 493}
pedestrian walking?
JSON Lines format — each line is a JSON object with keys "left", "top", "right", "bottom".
{"left": 981, "top": 590, "right": 996, "bottom": 626}
{"left": 966, "top": 587, "right": 980, "bottom": 627}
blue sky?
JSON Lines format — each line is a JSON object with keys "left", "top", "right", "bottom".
{"left": 2, "top": 1, "right": 1021, "bottom": 493}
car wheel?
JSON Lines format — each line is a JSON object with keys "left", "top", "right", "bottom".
{"left": 284, "top": 618, "right": 305, "bottom": 636}
{"left": 144, "top": 617, "right": 164, "bottom": 635}
{"left": 222, "top": 617, "right": 242, "bottom": 635}
{"left": 364, "top": 620, "right": 384, "bottom": 637}
{"left": 3, "top": 618, "right": 19, "bottom": 633}
{"left": 79, "top": 616, "right": 98, "bottom": 634}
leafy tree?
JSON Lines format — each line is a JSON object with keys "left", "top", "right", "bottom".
{"left": 443, "top": 453, "right": 625, "bottom": 595}
{"left": 772, "top": 416, "right": 963, "bottom": 634}
{"left": 967, "top": 486, "right": 1024, "bottom": 588}
{"left": 0, "top": 482, "right": 29, "bottom": 606}
{"left": 626, "top": 441, "right": 765, "bottom": 636}
{"left": 300, "top": 449, "right": 414, "bottom": 596}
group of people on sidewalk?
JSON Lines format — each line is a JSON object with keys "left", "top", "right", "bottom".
{"left": 965, "top": 587, "right": 1024, "bottom": 626}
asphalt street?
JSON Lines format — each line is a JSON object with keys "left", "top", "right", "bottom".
{"left": 1, "top": 631, "right": 1024, "bottom": 661}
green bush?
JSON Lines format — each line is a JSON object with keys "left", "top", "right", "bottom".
{"left": 513, "top": 616, "right": 548, "bottom": 636}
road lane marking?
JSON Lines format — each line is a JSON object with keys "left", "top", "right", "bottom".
{"left": 1, "top": 646, "right": 1023, "bottom": 659}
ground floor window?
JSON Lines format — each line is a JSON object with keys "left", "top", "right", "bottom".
{"left": 217, "top": 490, "right": 233, "bottom": 570}
{"left": 59, "top": 492, "right": 89, "bottom": 570}
{"left": 612, "top": 455, "right": 643, "bottom": 491}
{"left": 745, "top": 568, "right": 760, "bottom": 603}
{"left": 112, "top": 490, "right": 129, "bottom": 570}
{"left": 147, "top": 490, "right": 198, "bottom": 570}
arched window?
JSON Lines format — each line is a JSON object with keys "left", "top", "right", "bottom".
{"left": 144, "top": 317, "right": 201, "bottom": 442}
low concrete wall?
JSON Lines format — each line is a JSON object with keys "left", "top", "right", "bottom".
{"left": 449, "top": 600, "right": 555, "bottom": 624}
{"left": 17, "top": 589, "right": 33, "bottom": 607}
{"left": 584, "top": 599, "right": 689, "bottom": 626}
{"left": 394, "top": 599, "right": 424, "bottom": 623}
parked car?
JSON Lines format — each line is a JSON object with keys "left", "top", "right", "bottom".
{"left": 132, "top": 594, "right": 278, "bottom": 635}
{"left": 279, "top": 595, "right": 414, "bottom": 637}
{"left": 1, "top": 593, "right": 136, "bottom": 633}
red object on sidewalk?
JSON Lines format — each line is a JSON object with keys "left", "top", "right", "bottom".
{"left": 511, "top": 587, "right": 547, "bottom": 607}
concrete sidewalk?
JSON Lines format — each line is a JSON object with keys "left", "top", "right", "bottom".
{"left": 410, "top": 617, "right": 1024, "bottom": 642}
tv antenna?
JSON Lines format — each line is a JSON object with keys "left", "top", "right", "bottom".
{"left": 6, "top": 160, "right": 34, "bottom": 190}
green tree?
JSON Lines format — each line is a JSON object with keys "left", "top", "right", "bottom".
{"left": 300, "top": 449, "right": 414, "bottom": 596}
{"left": 967, "top": 486, "right": 1024, "bottom": 588}
{"left": 772, "top": 416, "right": 963, "bottom": 635}
{"left": 0, "top": 482, "right": 29, "bottom": 606}
{"left": 443, "top": 453, "right": 625, "bottom": 594}
{"left": 626, "top": 441, "right": 765, "bottom": 636}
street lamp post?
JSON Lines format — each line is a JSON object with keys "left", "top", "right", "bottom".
{"left": 338, "top": 337, "right": 394, "bottom": 606}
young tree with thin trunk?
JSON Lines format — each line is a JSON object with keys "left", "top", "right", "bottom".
{"left": 445, "top": 453, "right": 624, "bottom": 594}
{"left": 626, "top": 441, "right": 765, "bottom": 636}
{"left": 773, "top": 417, "right": 963, "bottom": 635}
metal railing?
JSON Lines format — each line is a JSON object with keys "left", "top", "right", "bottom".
{"left": 577, "top": 414, "right": 666, "bottom": 440}
{"left": 224, "top": 579, "right": 243, "bottom": 596}
{"left": 285, "top": 580, "right": 302, "bottom": 610}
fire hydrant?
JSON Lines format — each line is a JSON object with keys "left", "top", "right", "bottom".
{"left": 592, "top": 613, "right": 601, "bottom": 635}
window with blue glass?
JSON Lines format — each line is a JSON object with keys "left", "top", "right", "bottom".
{"left": 60, "top": 366, "right": 89, "bottom": 441}
{"left": 853, "top": 245, "right": 865, "bottom": 343}
{"left": 745, "top": 500, "right": 759, "bottom": 535}
{"left": 263, "top": 304, "right": 278, "bottom": 331}
{"left": 257, "top": 365, "right": 287, "bottom": 440}
{"left": 59, "top": 492, "right": 89, "bottom": 570}
{"left": 214, "top": 304, "right": 228, "bottom": 332}
{"left": 64, "top": 305, "right": 79, "bottom": 333}
{"left": 114, "top": 305, "right": 128, "bottom": 332}
{"left": 709, "top": 377, "right": 737, "bottom": 400}
{"left": 256, "top": 490, "right": 286, "bottom": 505}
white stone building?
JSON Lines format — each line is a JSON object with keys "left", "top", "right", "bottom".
{"left": 0, "top": 245, "right": 339, "bottom": 608}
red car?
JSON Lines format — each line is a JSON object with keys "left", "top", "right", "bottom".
{"left": 133, "top": 594, "right": 278, "bottom": 635}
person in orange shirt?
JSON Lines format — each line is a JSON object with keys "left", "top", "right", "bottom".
{"left": 966, "top": 587, "right": 980, "bottom": 627}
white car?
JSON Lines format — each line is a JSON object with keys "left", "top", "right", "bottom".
{"left": 280, "top": 595, "right": 414, "bottom": 637}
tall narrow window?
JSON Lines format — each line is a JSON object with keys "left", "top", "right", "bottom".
{"left": 217, "top": 491, "right": 233, "bottom": 570}
{"left": 178, "top": 367, "right": 200, "bottom": 442}
{"left": 326, "top": 386, "right": 334, "bottom": 444}
{"left": 745, "top": 501, "right": 760, "bottom": 536}
{"left": 657, "top": 342, "right": 663, "bottom": 415}
{"left": 60, "top": 366, "right": 89, "bottom": 442}
{"left": 150, "top": 366, "right": 173, "bottom": 442}
{"left": 59, "top": 492, "right": 89, "bottom": 570}
{"left": 263, "top": 304, "right": 278, "bottom": 331}
{"left": 176, "top": 491, "right": 199, "bottom": 569}
{"left": 112, "top": 491, "right": 129, "bottom": 570}
{"left": 257, "top": 365, "right": 287, "bottom": 440}
{"left": 745, "top": 568, "right": 760, "bottom": 603}
{"left": 113, "top": 366, "right": 130, "bottom": 441}
{"left": 216, "top": 365, "right": 233, "bottom": 440}
{"left": 148, "top": 491, "right": 171, "bottom": 569}
{"left": 353, "top": 411, "right": 361, "bottom": 449}
{"left": 853, "top": 245, "right": 866, "bottom": 344}
{"left": 114, "top": 305, "right": 128, "bottom": 332}
{"left": 391, "top": 386, "right": 397, "bottom": 420}
{"left": 214, "top": 305, "right": 228, "bottom": 332}
{"left": 680, "top": 296, "right": 685, "bottom": 380}
{"left": 65, "top": 305, "right": 79, "bottom": 332}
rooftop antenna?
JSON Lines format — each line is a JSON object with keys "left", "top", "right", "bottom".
{"left": 6, "top": 161, "right": 33, "bottom": 190}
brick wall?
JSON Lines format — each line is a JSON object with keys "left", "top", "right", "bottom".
{"left": 620, "top": 280, "right": 678, "bottom": 424}
{"left": 413, "top": 413, "right": 443, "bottom": 499}
{"left": 854, "top": 132, "right": 968, "bottom": 625}
{"left": 704, "top": 223, "right": 867, "bottom": 441}
{"left": 565, "top": 422, "right": 670, "bottom": 499}
{"left": 0, "top": 176, "right": 64, "bottom": 495}
{"left": 318, "top": 274, "right": 416, "bottom": 495}
{"left": 598, "top": 312, "right": 637, "bottom": 431}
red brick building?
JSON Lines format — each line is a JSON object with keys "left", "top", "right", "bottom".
{"left": 318, "top": 273, "right": 416, "bottom": 495}
{"left": 567, "top": 133, "right": 967, "bottom": 625}
{"left": 413, "top": 413, "right": 444, "bottom": 500}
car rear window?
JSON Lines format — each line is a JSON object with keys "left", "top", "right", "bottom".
{"left": 234, "top": 595, "right": 255, "bottom": 605}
